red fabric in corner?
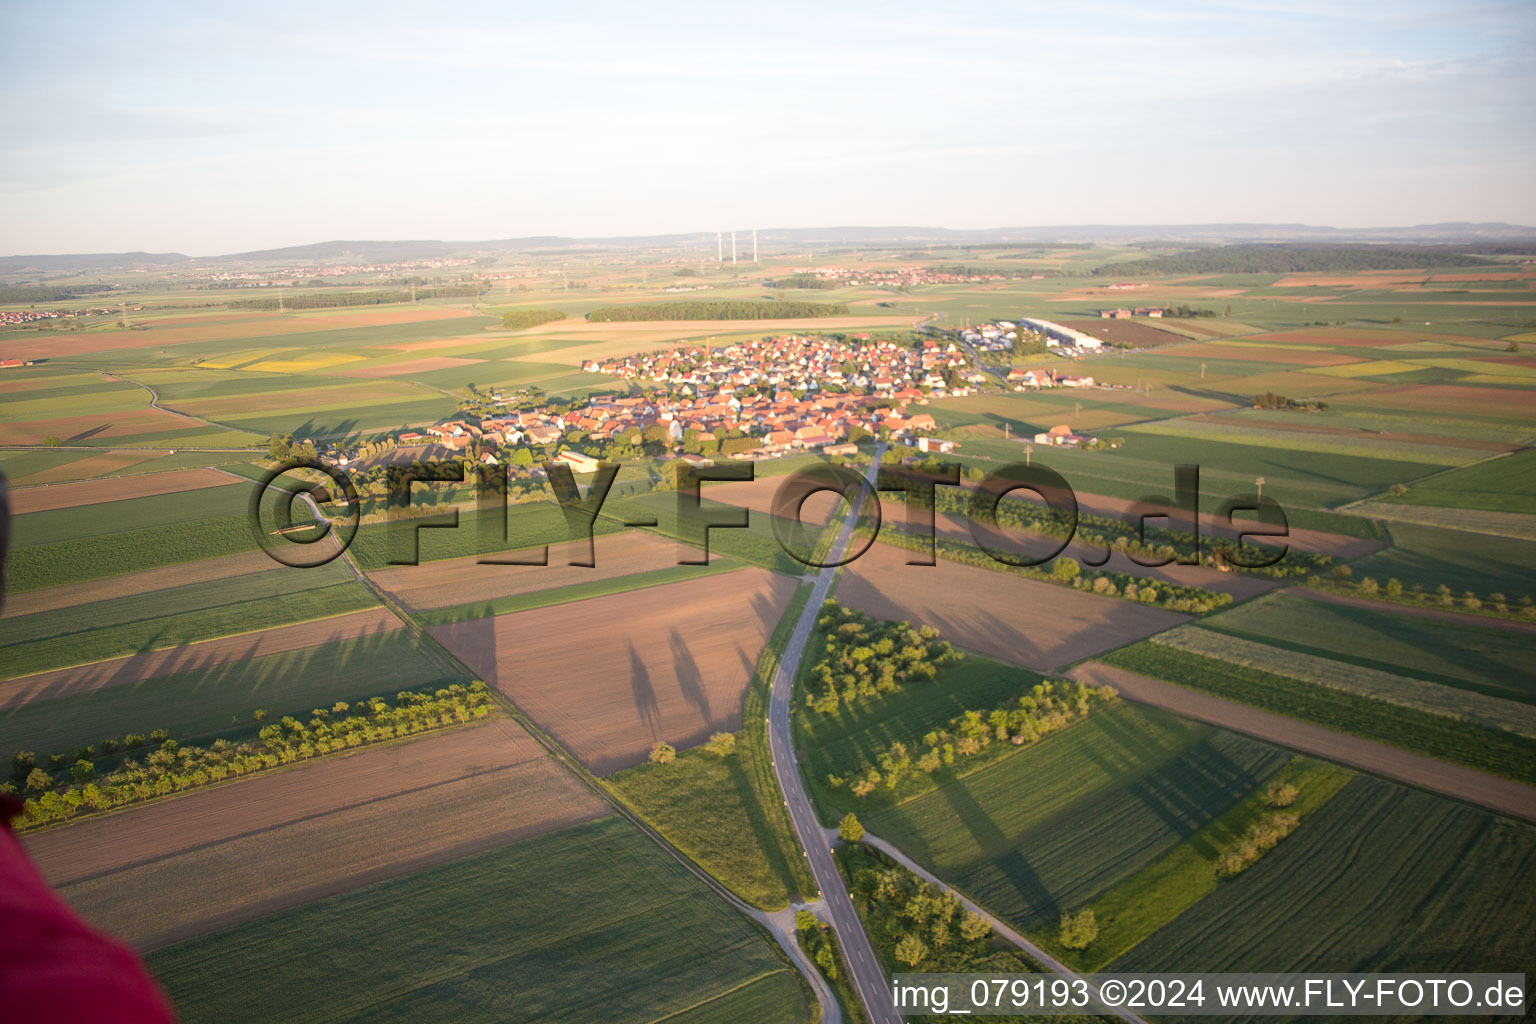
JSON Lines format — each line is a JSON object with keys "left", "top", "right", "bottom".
{"left": 0, "top": 794, "right": 177, "bottom": 1024}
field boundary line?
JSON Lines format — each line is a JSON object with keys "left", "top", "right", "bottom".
{"left": 642, "top": 967, "right": 805, "bottom": 1024}
{"left": 858, "top": 831, "right": 1151, "bottom": 1024}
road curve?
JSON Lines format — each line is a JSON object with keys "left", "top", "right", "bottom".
{"left": 767, "top": 444, "right": 903, "bottom": 1024}
{"left": 1071, "top": 662, "right": 1536, "bottom": 823}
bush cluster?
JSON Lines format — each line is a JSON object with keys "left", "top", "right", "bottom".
{"left": 1215, "top": 811, "right": 1301, "bottom": 878}
{"left": 804, "top": 602, "right": 959, "bottom": 714}
{"left": 849, "top": 852, "right": 993, "bottom": 971}
{"left": 9, "top": 683, "right": 493, "bottom": 830}
{"left": 832, "top": 679, "right": 1116, "bottom": 798}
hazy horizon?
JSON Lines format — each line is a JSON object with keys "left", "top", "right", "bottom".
{"left": 3, "top": 0, "right": 1534, "bottom": 256}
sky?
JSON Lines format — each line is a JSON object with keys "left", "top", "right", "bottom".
{"left": 2, "top": 0, "right": 1533, "bottom": 256}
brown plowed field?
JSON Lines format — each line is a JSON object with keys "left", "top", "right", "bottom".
{"left": 370, "top": 530, "right": 687, "bottom": 611}
{"left": 873, "top": 498, "right": 1278, "bottom": 600}
{"left": 25, "top": 721, "right": 606, "bottom": 949}
{"left": 1162, "top": 345, "right": 1367, "bottom": 366}
{"left": 11, "top": 467, "right": 235, "bottom": 514}
{"left": 1063, "top": 488, "right": 1384, "bottom": 558}
{"left": 339, "top": 356, "right": 487, "bottom": 378}
{"left": 1069, "top": 662, "right": 1536, "bottom": 823}
{"left": 1341, "top": 384, "right": 1534, "bottom": 418}
{"left": 1, "top": 550, "right": 279, "bottom": 619}
{"left": 1194, "top": 414, "right": 1520, "bottom": 452}
{"left": 693, "top": 477, "right": 842, "bottom": 525}
{"left": 10, "top": 451, "right": 165, "bottom": 485}
{"left": 430, "top": 568, "right": 800, "bottom": 774}
{"left": 0, "top": 607, "right": 401, "bottom": 710}
{"left": 1058, "top": 320, "right": 1186, "bottom": 348}
{"left": 0, "top": 408, "right": 199, "bottom": 445}
{"left": 836, "top": 540, "right": 1188, "bottom": 672}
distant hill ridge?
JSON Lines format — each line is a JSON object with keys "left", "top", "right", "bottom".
{"left": 4, "top": 223, "right": 1534, "bottom": 272}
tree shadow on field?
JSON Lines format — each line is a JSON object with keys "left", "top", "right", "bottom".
{"left": 938, "top": 777, "right": 1059, "bottom": 926}
{"left": 628, "top": 643, "right": 661, "bottom": 740}
{"left": 725, "top": 742, "right": 799, "bottom": 900}
{"left": 669, "top": 628, "right": 712, "bottom": 726}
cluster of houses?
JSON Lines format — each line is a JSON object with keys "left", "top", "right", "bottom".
{"left": 0, "top": 307, "right": 117, "bottom": 326}
{"left": 959, "top": 317, "right": 1107, "bottom": 353}
{"left": 1099, "top": 307, "right": 1166, "bottom": 319}
{"left": 1004, "top": 368, "right": 1095, "bottom": 390}
{"left": 582, "top": 333, "right": 969, "bottom": 402}
{"left": 783, "top": 266, "right": 1036, "bottom": 286}
{"left": 321, "top": 333, "right": 973, "bottom": 474}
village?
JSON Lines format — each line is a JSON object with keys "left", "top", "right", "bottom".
{"left": 311, "top": 328, "right": 1130, "bottom": 479}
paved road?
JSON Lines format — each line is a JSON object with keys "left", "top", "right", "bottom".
{"left": 767, "top": 443, "right": 902, "bottom": 1024}
{"left": 860, "top": 832, "right": 1151, "bottom": 1024}
{"left": 1072, "top": 662, "right": 1536, "bottom": 823}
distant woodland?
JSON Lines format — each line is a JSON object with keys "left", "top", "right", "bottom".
{"left": 1097, "top": 245, "right": 1494, "bottom": 276}
{"left": 586, "top": 300, "right": 851, "bottom": 321}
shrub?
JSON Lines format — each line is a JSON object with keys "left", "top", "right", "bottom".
{"left": 703, "top": 732, "right": 736, "bottom": 756}
{"left": 1059, "top": 909, "right": 1099, "bottom": 950}
{"left": 648, "top": 740, "right": 677, "bottom": 765}
{"left": 838, "top": 812, "right": 865, "bottom": 843}
{"left": 1266, "top": 781, "right": 1299, "bottom": 808}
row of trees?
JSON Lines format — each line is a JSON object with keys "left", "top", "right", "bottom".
{"left": 769, "top": 274, "right": 842, "bottom": 290}
{"left": 228, "top": 285, "right": 482, "bottom": 310}
{"left": 1316, "top": 567, "right": 1536, "bottom": 619}
{"left": 8, "top": 683, "right": 494, "bottom": 830}
{"left": 1253, "top": 392, "right": 1328, "bottom": 411}
{"left": 585, "top": 300, "right": 850, "bottom": 322}
{"left": 501, "top": 309, "right": 568, "bottom": 329}
{"left": 804, "top": 603, "right": 960, "bottom": 715}
{"left": 828, "top": 679, "right": 1116, "bottom": 798}
{"left": 1094, "top": 244, "right": 1492, "bottom": 277}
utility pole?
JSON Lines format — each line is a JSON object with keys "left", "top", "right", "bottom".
{"left": 1201, "top": 362, "right": 1206, "bottom": 379}
{"left": 1025, "top": 443, "right": 1033, "bottom": 467}
{"left": 717, "top": 231, "right": 723, "bottom": 262}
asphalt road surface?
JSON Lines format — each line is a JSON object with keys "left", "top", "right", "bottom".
{"left": 767, "top": 443, "right": 903, "bottom": 1024}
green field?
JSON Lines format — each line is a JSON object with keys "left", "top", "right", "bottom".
{"left": 863, "top": 704, "right": 1291, "bottom": 932}
{"left": 1073, "top": 756, "right": 1354, "bottom": 969}
{"left": 1198, "top": 592, "right": 1534, "bottom": 704}
{"left": 1347, "top": 521, "right": 1536, "bottom": 597}
{"left": 11, "top": 483, "right": 249, "bottom": 547}
{"left": 1109, "top": 775, "right": 1536, "bottom": 979}
{"left": 1100, "top": 643, "right": 1536, "bottom": 784}
{"left": 348, "top": 501, "right": 631, "bottom": 570}
{"left": 796, "top": 652, "right": 1046, "bottom": 817}
{"left": 1, "top": 569, "right": 380, "bottom": 681}
{"left": 1384, "top": 450, "right": 1536, "bottom": 514}
{"left": 147, "top": 816, "right": 812, "bottom": 1024}
{"left": 0, "top": 630, "right": 461, "bottom": 758}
